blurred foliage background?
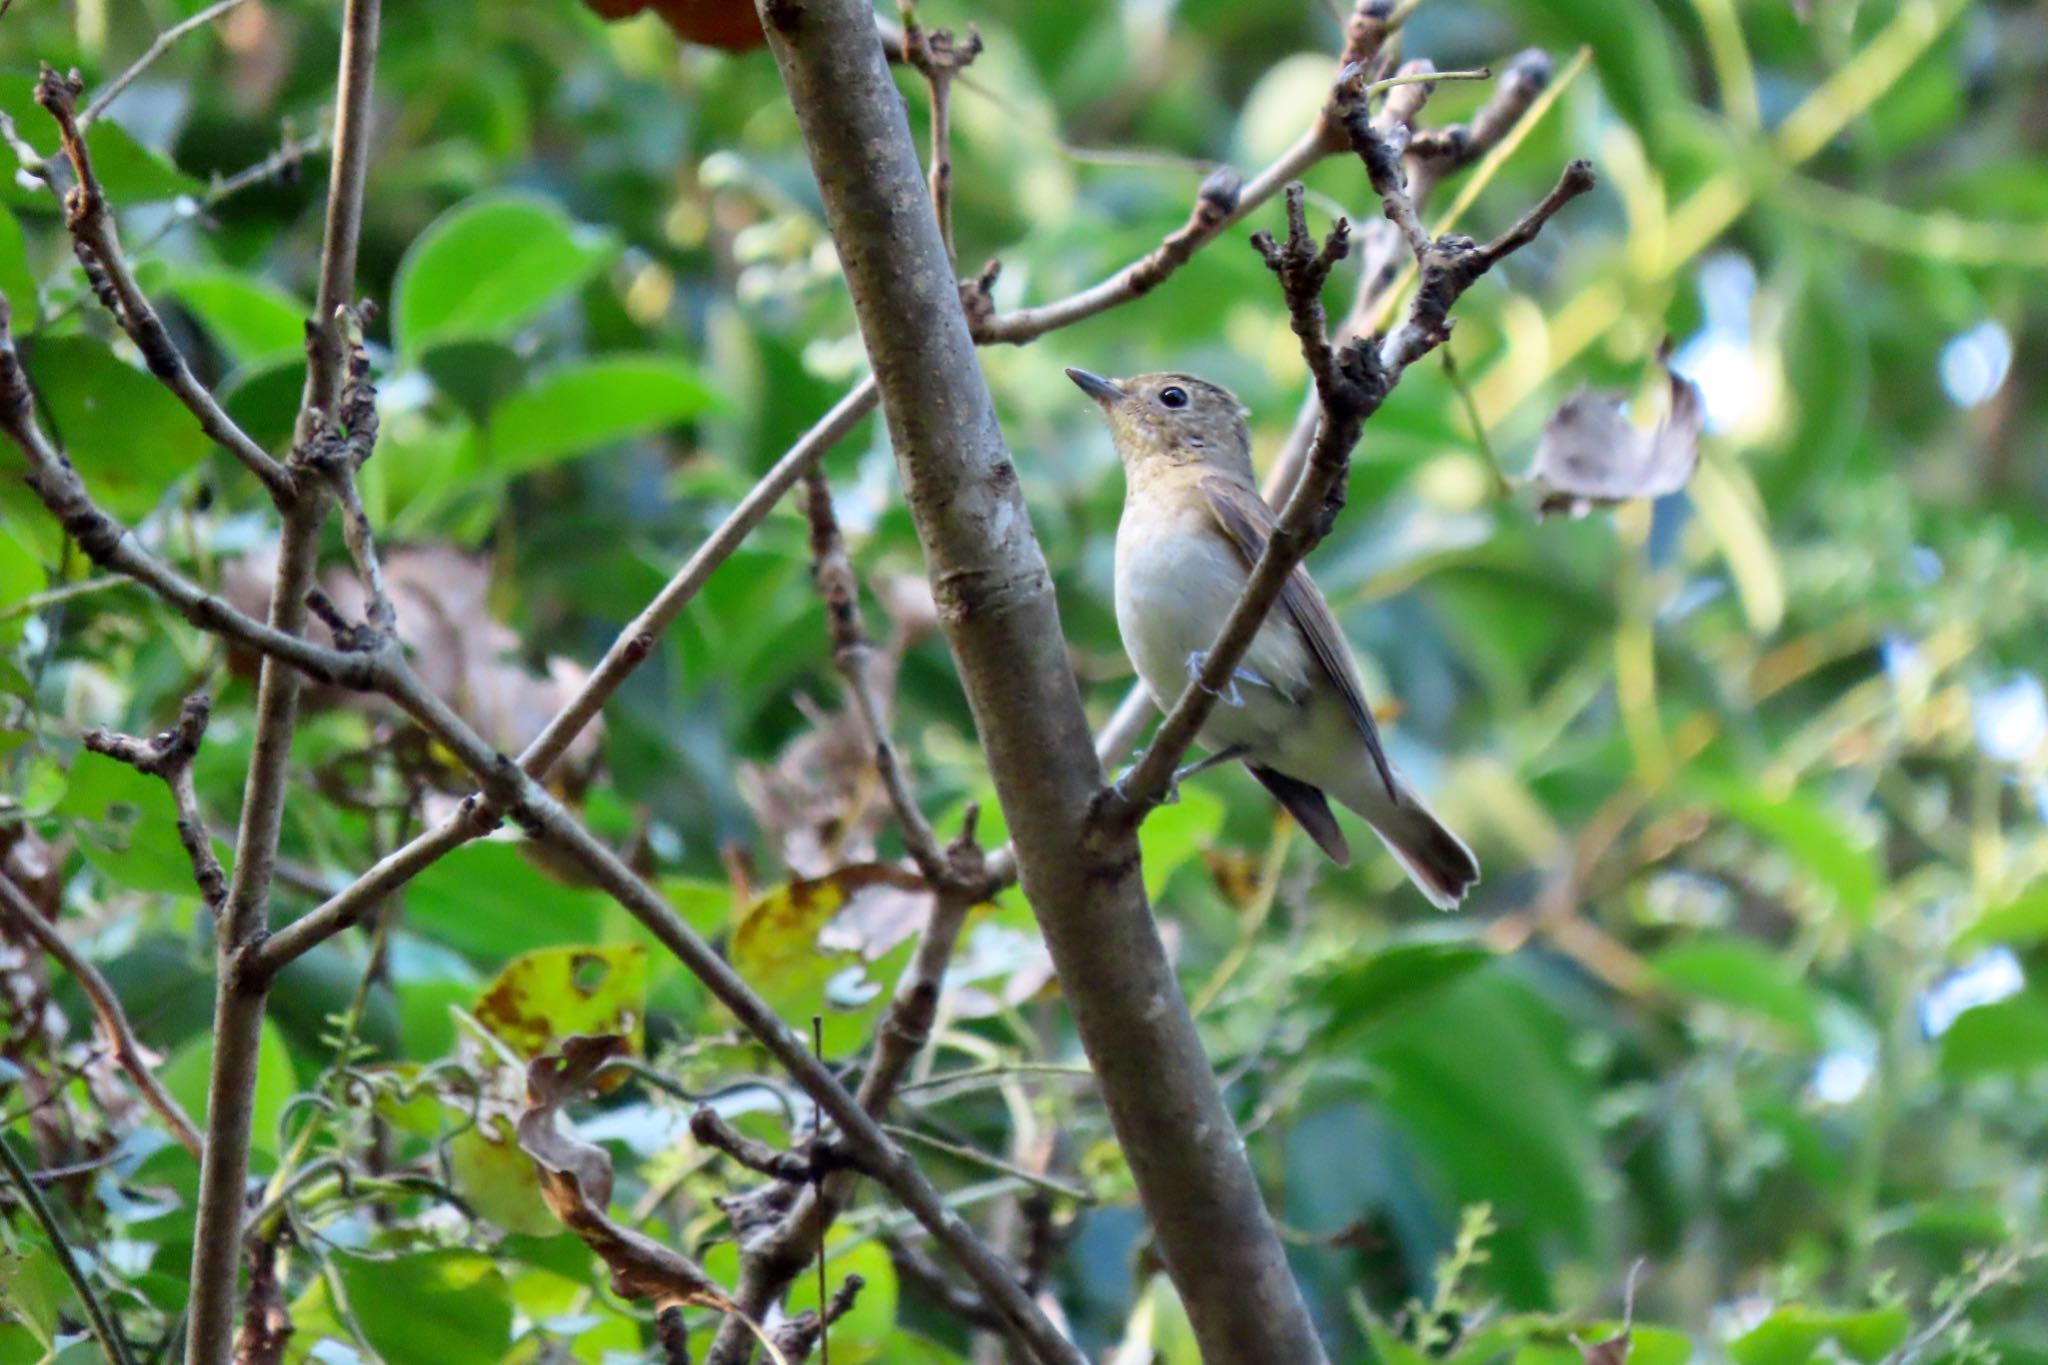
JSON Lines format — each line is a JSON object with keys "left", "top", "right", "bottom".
{"left": 2, "top": 0, "right": 2047, "bottom": 1361}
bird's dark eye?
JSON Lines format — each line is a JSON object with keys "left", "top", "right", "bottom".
{"left": 1159, "top": 386, "right": 1189, "bottom": 409}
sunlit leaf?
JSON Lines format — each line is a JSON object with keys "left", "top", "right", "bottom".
{"left": 1938, "top": 993, "right": 2048, "bottom": 1080}
{"left": 1651, "top": 934, "right": 1823, "bottom": 1046}
{"left": 169, "top": 270, "right": 307, "bottom": 366}
{"left": 483, "top": 355, "right": 720, "bottom": 475}
{"left": 24, "top": 336, "right": 209, "bottom": 519}
{"left": 337, "top": 1250, "right": 514, "bottom": 1365}
{"left": 474, "top": 944, "right": 648, "bottom": 1060}
{"left": 394, "top": 192, "right": 617, "bottom": 355}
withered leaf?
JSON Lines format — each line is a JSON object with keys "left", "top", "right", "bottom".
{"left": 517, "top": 1034, "right": 734, "bottom": 1312}
{"left": 1528, "top": 352, "right": 1703, "bottom": 518}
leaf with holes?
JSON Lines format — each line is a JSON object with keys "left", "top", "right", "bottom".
{"left": 474, "top": 944, "right": 648, "bottom": 1063}
{"left": 730, "top": 864, "right": 928, "bottom": 1054}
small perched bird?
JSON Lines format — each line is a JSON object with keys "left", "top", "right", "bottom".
{"left": 1069, "top": 367, "right": 1480, "bottom": 909}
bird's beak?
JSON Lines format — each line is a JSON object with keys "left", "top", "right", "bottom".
{"left": 1065, "top": 368, "right": 1124, "bottom": 408}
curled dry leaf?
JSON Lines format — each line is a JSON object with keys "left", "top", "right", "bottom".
{"left": 223, "top": 544, "right": 603, "bottom": 786}
{"left": 517, "top": 1034, "right": 736, "bottom": 1312}
{"left": 578, "top": 0, "right": 768, "bottom": 50}
{"left": 1528, "top": 350, "right": 1704, "bottom": 518}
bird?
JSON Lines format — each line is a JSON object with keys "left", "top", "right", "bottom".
{"left": 1068, "top": 366, "right": 1479, "bottom": 909}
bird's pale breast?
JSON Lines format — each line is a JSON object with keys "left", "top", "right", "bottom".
{"left": 1114, "top": 493, "right": 1311, "bottom": 754}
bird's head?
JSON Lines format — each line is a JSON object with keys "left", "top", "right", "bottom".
{"left": 1067, "top": 369, "right": 1254, "bottom": 480}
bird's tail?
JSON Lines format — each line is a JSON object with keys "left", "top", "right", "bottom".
{"left": 1349, "top": 779, "right": 1479, "bottom": 911}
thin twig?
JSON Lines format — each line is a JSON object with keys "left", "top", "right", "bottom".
{"left": 897, "top": 4, "right": 981, "bottom": 264}
{"left": 183, "top": 0, "right": 380, "bottom": 1359}
{"left": 79, "top": 0, "right": 257, "bottom": 128}
{"left": 299, "top": 0, "right": 381, "bottom": 435}
{"left": 0, "top": 1133, "right": 138, "bottom": 1365}
{"left": 0, "top": 872, "right": 203, "bottom": 1157}
{"left": 249, "top": 379, "right": 881, "bottom": 979}
{"left": 33, "top": 66, "right": 292, "bottom": 500}
{"left": 800, "top": 465, "right": 950, "bottom": 887}
{"left": 81, "top": 694, "right": 227, "bottom": 912}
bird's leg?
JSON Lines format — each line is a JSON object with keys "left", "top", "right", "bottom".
{"left": 1185, "top": 650, "right": 1273, "bottom": 709}
{"left": 1175, "top": 743, "right": 1248, "bottom": 790}
{"left": 1112, "top": 744, "right": 1247, "bottom": 808}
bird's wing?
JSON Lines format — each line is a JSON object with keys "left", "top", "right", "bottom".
{"left": 1202, "top": 475, "right": 1397, "bottom": 800}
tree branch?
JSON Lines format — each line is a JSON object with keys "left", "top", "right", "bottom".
{"left": 752, "top": 0, "right": 1328, "bottom": 1359}
{"left": 799, "top": 465, "right": 950, "bottom": 887}
{"left": 81, "top": 694, "right": 227, "bottom": 914}
{"left": 33, "top": 66, "right": 293, "bottom": 500}
{"left": 897, "top": 4, "right": 981, "bottom": 264}
{"left": 183, "top": 0, "right": 380, "bottom": 1360}
{"left": 0, "top": 871, "right": 204, "bottom": 1158}
{"left": 78, "top": 0, "right": 258, "bottom": 129}
{"left": 248, "top": 378, "right": 882, "bottom": 978}
{"left": 966, "top": 0, "right": 1400, "bottom": 345}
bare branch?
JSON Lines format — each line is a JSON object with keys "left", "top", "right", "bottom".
{"left": 82, "top": 694, "right": 227, "bottom": 913}
{"left": 690, "top": 1108, "right": 848, "bottom": 1184}
{"left": 249, "top": 379, "right": 881, "bottom": 980}
{"left": 886, "top": 1236, "right": 1009, "bottom": 1332}
{"left": 0, "top": 871, "right": 204, "bottom": 1158}
{"left": 800, "top": 465, "right": 950, "bottom": 887}
{"left": 968, "top": 0, "right": 1402, "bottom": 345}
{"left": 184, "top": 0, "right": 380, "bottom": 1360}
{"left": 300, "top": 0, "right": 381, "bottom": 433}
{"left": 769, "top": 1274, "right": 864, "bottom": 1364}
{"left": 79, "top": 0, "right": 257, "bottom": 129}
{"left": 897, "top": 4, "right": 981, "bottom": 262}
{"left": 33, "top": 66, "right": 293, "bottom": 500}
{"left": 754, "top": 0, "right": 1322, "bottom": 1358}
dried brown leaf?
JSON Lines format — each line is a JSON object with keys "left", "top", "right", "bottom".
{"left": 223, "top": 544, "right": 604, "bottom": 784}
{"left": 518, "top": 1034, "right": 734, "bottom": 1312}
{"left": 1529, "top": 352, "right": 1703, "bottom": 517}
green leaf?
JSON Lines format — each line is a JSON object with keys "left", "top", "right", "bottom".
{"left": 1693, "top": 779, "right": 1882, "bottom": 924}
{"left": 162, "top": 1017, "right": 299, "bottom": 1161}
{"left": 169, "top": 269, "right": 306, "bottom": 365}
{"left": 729, "top": 865, "right": 926, "bottom": 1055}
{"left": 25, "top": 336, "right": 210, "bottom": 519}
{"left": 1651, "top": 934, "right": 1823, "bottom": 1046}
{"left": 1731, "top": 1305, "right": 1911, "bottom": 1365}
{"left": 1311, "top": 937, "right": 1497, "bottom": 1041}
{"left": 472, "top": 944, "right": 648, "bottom": 1060}
{"left": 1958, "top": 886, "right": 2048, "bottom": 951}
{"left": 0, "top": 205, "right": 35, "bottom": 319}
{"left": 1138, "top": 784, "right": 1224, "bottom": 900}
{"left": 393, "top": 192, "right": 616, "bottom": 355}
{"left": 1938, "top": 992, "right": 2048, "bottom": 1080}
{"left": 58, "top": 749, "right": 232, "bottom": 896}
{"left": 80, "top": 121, "right": 202, "bottom": 202}
{"left": 1730, "top": 1309, "right": 1828, "bottom": 1365}
{"left": 337, "top": 1249, "right": 513, "bottom": 1365}
{"left": 448, "top": 1115, "right": 559, "bottom": 1237}
{"left": 406, "top": 841, "right": 609, "bottom": 960}
{"left": 482, "top": 354, "right": 719, "bottom": 475}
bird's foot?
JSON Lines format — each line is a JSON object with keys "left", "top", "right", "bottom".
{"left": 1110, "top": 764, "right": 1181, "bottom": 807}
{"left": 1185, "top": 650, "right": 1268, "bottom": 708}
